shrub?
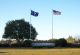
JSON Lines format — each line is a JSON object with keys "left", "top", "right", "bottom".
{"left": 55, "top": 38, "right": 67, "bottom": 47}
{"left": 22, "top": 40, "right": 32, "bottom": 47}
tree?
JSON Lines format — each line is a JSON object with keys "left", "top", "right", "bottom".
{"left": 3, "top": 19, "right": 38, "bottom": 43}
{"left": 66, "top": 36, "right": 75, "bottom": 43}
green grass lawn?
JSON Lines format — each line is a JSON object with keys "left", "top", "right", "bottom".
{"left": 0, "top": 48, "right": 80, "bottom": 55}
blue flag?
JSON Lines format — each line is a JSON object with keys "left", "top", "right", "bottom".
{"left": 31, "top": 10, "right": 39, "bottom": 17}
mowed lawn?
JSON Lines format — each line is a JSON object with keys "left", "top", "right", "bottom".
{"left": 0, "top": 48, "right": 80, "bottom": 55}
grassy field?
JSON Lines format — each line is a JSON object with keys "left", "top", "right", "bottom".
{"left": 0, "top": 48, "right": 80, "bottom": 55}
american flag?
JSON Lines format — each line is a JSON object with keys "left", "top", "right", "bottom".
{"left": 53, "top": 10, "right": 61, "bottom": 15}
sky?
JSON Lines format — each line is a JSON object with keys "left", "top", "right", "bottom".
{"left": 0, "top": 0, "right": 80, "bottom": 40}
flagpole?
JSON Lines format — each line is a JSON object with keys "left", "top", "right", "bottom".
{"left": 52, "top": 10, "right": 53, "bottom": 39}
{"left": 30, "top": 10, "right": 39, "bottom": 40}
{"left": 30, "top": 10, "right": 31, "bottom": 40}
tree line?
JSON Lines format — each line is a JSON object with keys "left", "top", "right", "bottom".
{"left": 0, "top": 38, "right": 80, "bottom": 48}
{"left": 0, "top": 19, "right": 80, "bottom": 48}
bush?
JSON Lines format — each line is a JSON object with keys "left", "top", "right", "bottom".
{"left": 55, "top": 38, "right": 67, "bottom": 47}
{"left": 22, "top": 40, "right": 32, "bottom": 47}
{"left": 0, "top": 43, "right": 10, "bottom": 48}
